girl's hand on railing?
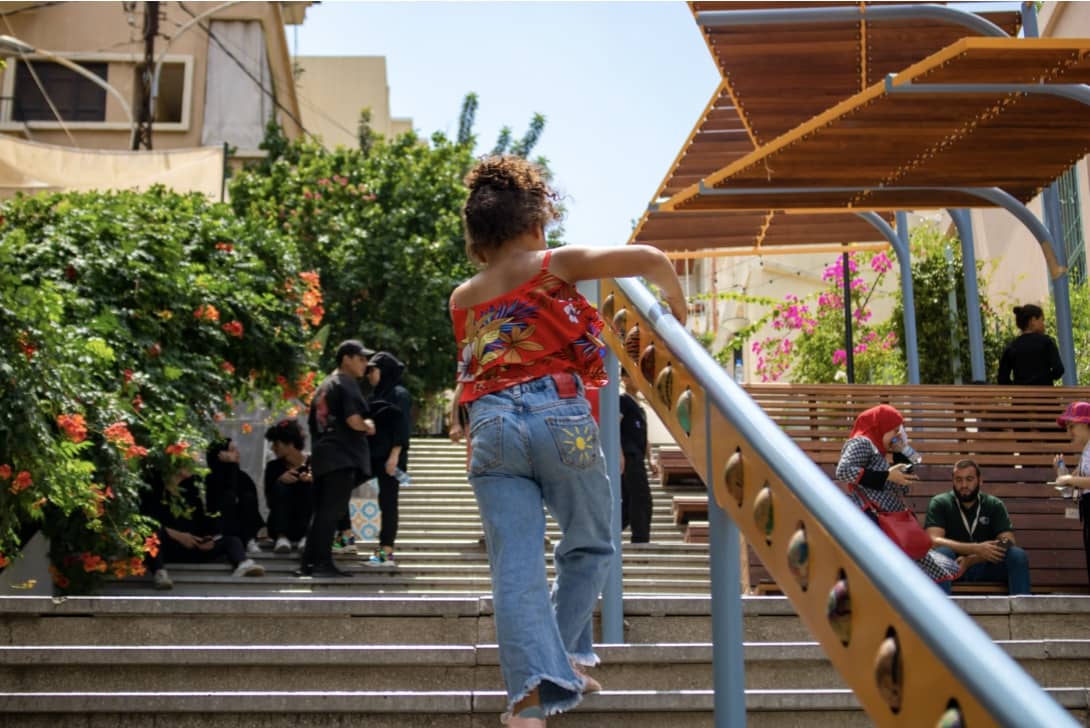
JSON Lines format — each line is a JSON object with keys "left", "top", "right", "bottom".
{"left": 662, "top": 291, "right": 688, "bottom": 325}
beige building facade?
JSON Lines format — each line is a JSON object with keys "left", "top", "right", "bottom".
{"left": 0, "top": 1, "right": 308, "bottom": 153}
{"left": 969, "top": 1, "right": 1090, "bottom": 311}
{"left": 293, "top": 55, "right": 412, "bottom": 148}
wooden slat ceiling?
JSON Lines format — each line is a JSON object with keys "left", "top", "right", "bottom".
{"left": 691, "top": 1, "right": 1022, "bottom": 145}
{"left": 661, "top": 38, "right": 1090, "bottom": 213}
{"left": 630, "top": 81, "right": 888, "bottom": 250}
{"left": 630, "top": 1, "right": 1018, "bottom": 252}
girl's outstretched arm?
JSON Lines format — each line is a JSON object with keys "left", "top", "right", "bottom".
{"left": 549, "top": 245, "right": 687, "bottom": 324}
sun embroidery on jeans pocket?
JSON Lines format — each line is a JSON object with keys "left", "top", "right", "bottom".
{"left": 558, "top": 423, "right": 596, "bottom": 466}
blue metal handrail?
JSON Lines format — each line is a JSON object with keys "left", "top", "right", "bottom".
{"left": 607, "top": 274, "right": 1076, "bottom": 727}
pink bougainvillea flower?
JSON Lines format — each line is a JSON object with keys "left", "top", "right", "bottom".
{"left": 832, "top": 349, "right": 848, "bottom": 366}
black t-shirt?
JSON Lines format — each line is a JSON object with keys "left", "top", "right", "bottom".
{"left": 619, "top": 391, "right": 648, "bottom": 458}
{"left": 924, "top": 491, "right": 1013, "bottom": 543}
{"left": 997, "top": 332, "right": 1063, "bottom": 385}
{"left": 308, "top": 371, "right": 371, "bottom": 478}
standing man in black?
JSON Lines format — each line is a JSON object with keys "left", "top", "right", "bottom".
{"left": 297, "top": 340, "right": 375, "bottom": 578}
{"left": 620, "top": 369, "right": 653, "bottom": 543}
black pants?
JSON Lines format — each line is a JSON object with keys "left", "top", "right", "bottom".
{"left": 146, "top": 528, "right": 245, "bottom": 571}
{"left": 302, "top": 467, "right": 358, "bottom": 568}
{"left": 621, "top": 453, "right": 652, "bottom": 543}
{"left": 266, "top": 481, "right": 314, "bottom": 541}
{"left": 374, "top": 464, "right": 401, "bottom": 548}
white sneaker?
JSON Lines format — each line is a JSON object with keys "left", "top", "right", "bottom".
{"left": 153, "top": 569, "right": 173, "bottom": 590}
{"left": 246, "top": 538, "right": 262, "bottom": 555}
{"left": 273, "top": 536, "right": 292, "bottom": 554}
{"left": 233, "top": 558, "right": 265, "bottom": 577}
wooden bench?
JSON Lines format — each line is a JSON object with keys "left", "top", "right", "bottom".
{"left": 666, "top": 384, "right": 1090, "bottom": 594}
{"left": 657, "top": 448, "right": 704, "bottom": 489}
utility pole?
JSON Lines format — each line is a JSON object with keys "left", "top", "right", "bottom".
{"left": 132, "top": 1, "right": 160, "bottom": 150}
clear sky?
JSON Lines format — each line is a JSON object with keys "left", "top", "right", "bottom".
{"left": 291, "top": 1, "right": 720, "bottom": 247}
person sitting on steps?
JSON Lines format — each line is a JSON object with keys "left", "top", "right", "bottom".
{"left": 263, "top": 419, "right": 314, "bottom": 554}
{"left": 142, "top": 465, "right": 265, "bottom": 590}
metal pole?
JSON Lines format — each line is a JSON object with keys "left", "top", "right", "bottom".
{"left": 842, "top": 252, "right": 855, "bottom": 383}
{"left": 943, "top": 244, "right": 963, "bottom": 385}
{"left": 133, "top": 1, "right": 160, "bottom": 150}
{"left": 1021, "top": 1, "right": 1039, "bottom": 39}
{"left": 949, "top": 209, "right": 986, "bottom": 382}
{"left": 596, "top": 282, "right": 624, "bottom": 643}
{"left": 221, "top": 141, "right": 229, "bottom": 203}
{"left": 896, "top": 212, "right": 922, "bottom": 384}
{"left": 707, "top": 398, "right": 746, "bottom": 727}
{"left": 696, "top": 4, "right": 1009, "bottom": 38}
{"left": 1022, "top": 0, "right": 1077, "bottom": 385}
{"left": 1043, "top": 185, "right": 1079, "bottom": 385}
{"left": 856, "top": 212, "right": 921, "bottom": 384}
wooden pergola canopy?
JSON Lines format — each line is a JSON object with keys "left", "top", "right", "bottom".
{"left": 630, "top": 2, "right": 1021, "bottom": 253}
{"left": 692, "top": 1, "right": 1022, "bottom": 146}
{"left": 661, "top": 38, "right": 1090, "bottom": 213}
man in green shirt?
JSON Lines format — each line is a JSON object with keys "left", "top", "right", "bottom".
{"left": 925, "top": 459, "right": 1030, "bottom": 595}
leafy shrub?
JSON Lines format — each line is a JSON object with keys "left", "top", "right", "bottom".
{"left": 0, "top": 188, "right": 320, "bottom": 592}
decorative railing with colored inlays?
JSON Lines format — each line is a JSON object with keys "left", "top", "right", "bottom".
{"left": 598, "top": 276, "right": 1076, "bottom": 728}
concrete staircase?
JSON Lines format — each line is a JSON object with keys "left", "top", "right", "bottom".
{"left": 1, "top": 438, "right": 1088, "bottom": 726}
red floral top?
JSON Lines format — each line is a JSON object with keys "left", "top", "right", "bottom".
{"left": 451, "top": 251, "right": 607, "bottom": 404}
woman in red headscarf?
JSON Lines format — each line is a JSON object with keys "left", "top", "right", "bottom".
{"left": 836, "top": 404, "right": 959, "bottom": 582}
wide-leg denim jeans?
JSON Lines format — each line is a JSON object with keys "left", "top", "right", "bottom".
{"left": 468, "top": 374, "right": 614, "bottom": 718}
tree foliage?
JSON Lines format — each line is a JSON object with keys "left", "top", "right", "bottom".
{"left": 229, "top": 125, "right": 479, "bottom": 402}
{"left": 0, "top": 188, "right": 321, "bottom": 592}
{"left": 891, "top": 224, "right": 1012, "bottom": 384}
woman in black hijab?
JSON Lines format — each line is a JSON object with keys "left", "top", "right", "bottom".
{"left": 364, "top": 352, "right": 412, "bottom": 566}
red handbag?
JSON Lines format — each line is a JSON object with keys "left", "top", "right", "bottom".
{"left": 852, "top": 486, "right": 932, "bottom": 560}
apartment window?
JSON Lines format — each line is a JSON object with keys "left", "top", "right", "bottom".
{"left": 1057, "top": 166, "right": 1086, "bottom": 285}
{"left": 133, "top": 61, "right": 186, "bottom": 124}
{"left": 13, "top": 60, "right": 107, "bottom": 122}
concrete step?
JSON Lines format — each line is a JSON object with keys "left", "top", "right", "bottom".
{"left": 0, "top": 688, "right": 1085, "bottom": 727}
{"left": 5, "top": 595, "right": 1089, "bottom": 646}
{"left": 4, "top": 641, "right": 1088, "bottom": 693}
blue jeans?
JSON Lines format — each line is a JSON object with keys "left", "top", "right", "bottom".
{"left": 936, "top": 545, "right": 1031, "bottom": 595}
{"left": 468, "top": 374, "right": 614, "bottom": 717}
